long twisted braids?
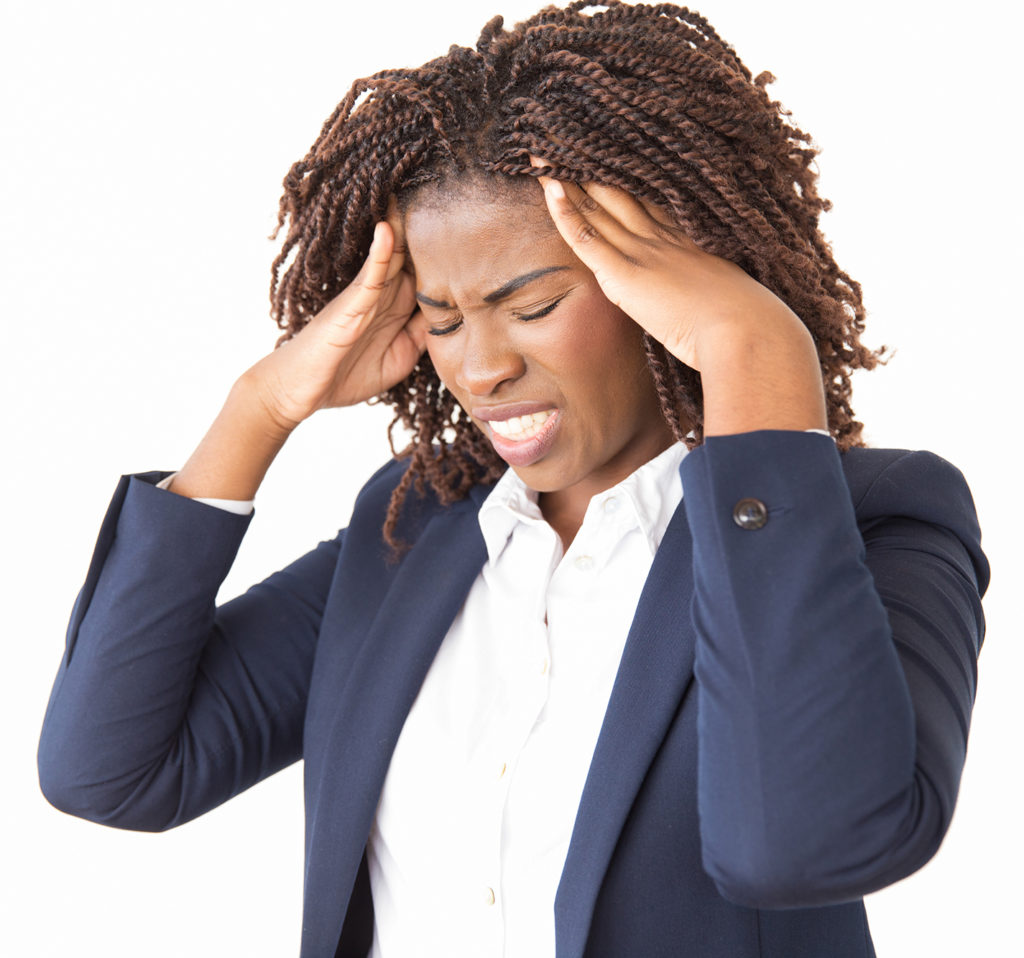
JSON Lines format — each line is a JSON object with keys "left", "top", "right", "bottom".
{"left": 270, "top": 0, "right": 881, "bottom": 548}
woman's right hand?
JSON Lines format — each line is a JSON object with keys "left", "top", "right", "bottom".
{"left": 243, "top": 218, "right": 425, "bottom": 437}
{"left": 167, "top": 216, "right": 424, "bottom": 502}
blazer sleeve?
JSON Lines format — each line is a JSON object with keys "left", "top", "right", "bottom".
{"left": 37, "top": 472, "right": 344, "bottom": 831}
{"left": 679, "top": 431, "right": 989, "bottom": 908}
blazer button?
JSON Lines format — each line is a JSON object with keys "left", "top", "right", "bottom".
{"left": 733, "top": 497, "right": 768, "bottom": 530}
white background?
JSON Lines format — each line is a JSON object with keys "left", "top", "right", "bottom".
{"left": 2, "top": 1, "right": 1020, "bottom": 954}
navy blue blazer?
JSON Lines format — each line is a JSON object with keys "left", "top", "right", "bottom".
{"left": 38, "top": 431, "right": 988, "bottom": 957}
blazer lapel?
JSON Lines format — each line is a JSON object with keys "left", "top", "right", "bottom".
{"left": 301, "top": 499, "right": 489, "bottom": 955}
{"left": 555, "top": 503, "right": 697, "bottom": 958}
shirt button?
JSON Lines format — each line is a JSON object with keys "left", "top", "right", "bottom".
{"left": 733, "top": 497, "right": 768, "bottom": 530}
{"left": 485, "top": 887, "right": 496, "bottom": 906}
{"left": 603, "top": 496, "right": 620, "bottom": 514}
{"left": 540, "top": 657, "right": 549, "bottom": 675}
{"left": 574, "top": 555, "right": 594, "bottom": 571}
{"left": 498, "top": 762, "right": 507, "bottom": 778}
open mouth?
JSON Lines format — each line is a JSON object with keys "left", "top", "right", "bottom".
{"left": 484, "top": 409, "right": 561, "bottom": 468}
{"left": 487, "top": 410, "right": 554, "bottom": 441}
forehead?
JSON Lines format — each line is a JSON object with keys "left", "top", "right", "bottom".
{"left": 402, "top": 178, "right": 566, "bottom": 284}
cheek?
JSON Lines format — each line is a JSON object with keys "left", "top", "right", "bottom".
{"left": 572, "top": 315, "right": 657, "bottom": 418}
{"left": 565, "top": 306, "right": 647, "bottom": 378}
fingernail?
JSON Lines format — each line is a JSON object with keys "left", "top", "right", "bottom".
{"left": 545, "top": 179, "right": 565, "bottom": 200}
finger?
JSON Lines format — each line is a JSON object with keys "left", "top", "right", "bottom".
{"left": 356, "top": 219, "right": 410, "bottom": 292}
{"left": 532, "top": 155, "right": 648, "bottom": 235}
{"left": 561, "top": 179, "right": 643, "bottom": 246}
{"left": 636, "top": 195, "right": 681, "bottom": 231}
{"left": 377, "top": 308, "right": 429, "bottom": 390}
{"left": 529, "top": 153, "right": 555, "bottom": 176}
{"left": 531, "top": 154, "right": 685, "bottom": 239}
{"left": 538, "top": 177, "right": 636, "bottom": 274}
{"left": 579, "top": 181, "right": 674, "bottom": 236}
{"left": 331, "top": 223, "right": 398, "bottom": 323}
{"left": 403, "top": 308, "right": 429, "bottom": 354}
{"left": 564, "top": 180, "right": 687, "bottom": 246}
{"left": 632, "top": 197, "right": 700, "bottom": 251}
{"left": 358, "top": 222, "right": 395, "bottom": 287}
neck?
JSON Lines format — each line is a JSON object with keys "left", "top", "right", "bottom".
{"left": 537, "top": 429, "right": 677, "bottom": 551}
{"left": 538, "top": 496, "right": 585, "bottom": 552}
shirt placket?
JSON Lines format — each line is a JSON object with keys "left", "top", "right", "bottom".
{"left": 482, "top": 518, "right": 559, "bottom": 942}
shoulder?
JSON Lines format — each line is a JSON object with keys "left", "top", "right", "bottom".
{"left": 345, "top": 455, "right": 494, "bottom": 548}
{"left": 350, "top": 457, "right": 412, "bottom": 518}
{"left": 841, "top": 446, "right": 988, "bottom": 592}
{"left": 841, "top": 446, "right": 974, "bottom": 521}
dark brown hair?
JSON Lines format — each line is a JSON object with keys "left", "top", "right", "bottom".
{"left": 270, "top": 0, "right": 880, "bottom": 546}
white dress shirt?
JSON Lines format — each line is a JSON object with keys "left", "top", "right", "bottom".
{"left": 366, "top": 442, "right": 687, "bottom": 958}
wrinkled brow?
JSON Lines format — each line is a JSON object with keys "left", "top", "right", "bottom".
{"left": 415, "top": 266, "right": 569, "bottom": 309}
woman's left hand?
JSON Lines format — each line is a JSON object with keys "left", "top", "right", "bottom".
{"left": 532, "top": 169, "right": 801, "bottom": 371}
{"left": 531, "top": 158, "right": 828, "bottom": 433}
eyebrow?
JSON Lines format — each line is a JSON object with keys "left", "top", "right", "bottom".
{"left": 415, "top": 266, "right": 569, "bottom": 309}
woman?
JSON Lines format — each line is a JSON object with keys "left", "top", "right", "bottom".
{"left": 37, "top": 2, "right": 988, "bottom": 956}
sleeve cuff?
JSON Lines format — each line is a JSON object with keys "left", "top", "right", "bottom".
{"left": 155, "top": 472, "right": 254, "bottom": 516}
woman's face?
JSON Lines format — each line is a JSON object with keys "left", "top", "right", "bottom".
{"left": 402, "top": 180, "right": 674, "bottom": 509}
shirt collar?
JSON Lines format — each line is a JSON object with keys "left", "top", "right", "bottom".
{"left": 477, "top": 442, "right": 688, "bottom": 564}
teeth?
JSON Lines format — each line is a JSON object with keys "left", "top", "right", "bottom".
{"left": 489, "top": 410, "right": 553, "bottom": 440}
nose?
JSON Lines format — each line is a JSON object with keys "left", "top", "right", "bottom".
{"left": 454, "top": 321, "right": 526, "bottom": 396}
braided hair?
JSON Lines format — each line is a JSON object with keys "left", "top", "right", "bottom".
{"left": 270, "top": 1, "right": 880, "bottom": 547}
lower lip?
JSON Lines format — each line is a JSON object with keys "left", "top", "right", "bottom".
{"left": 486, "top": 411, "right": 561, "bottom": 468}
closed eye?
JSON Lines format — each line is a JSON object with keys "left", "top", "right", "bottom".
{"left": 514, "top": 294, "right": 567, "bottom": 322}
{"left": 426, "top": 293, "right": 568, "bottom": 337}
{"left": 426, "top": 316, "right": 463, "bottom": 337}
